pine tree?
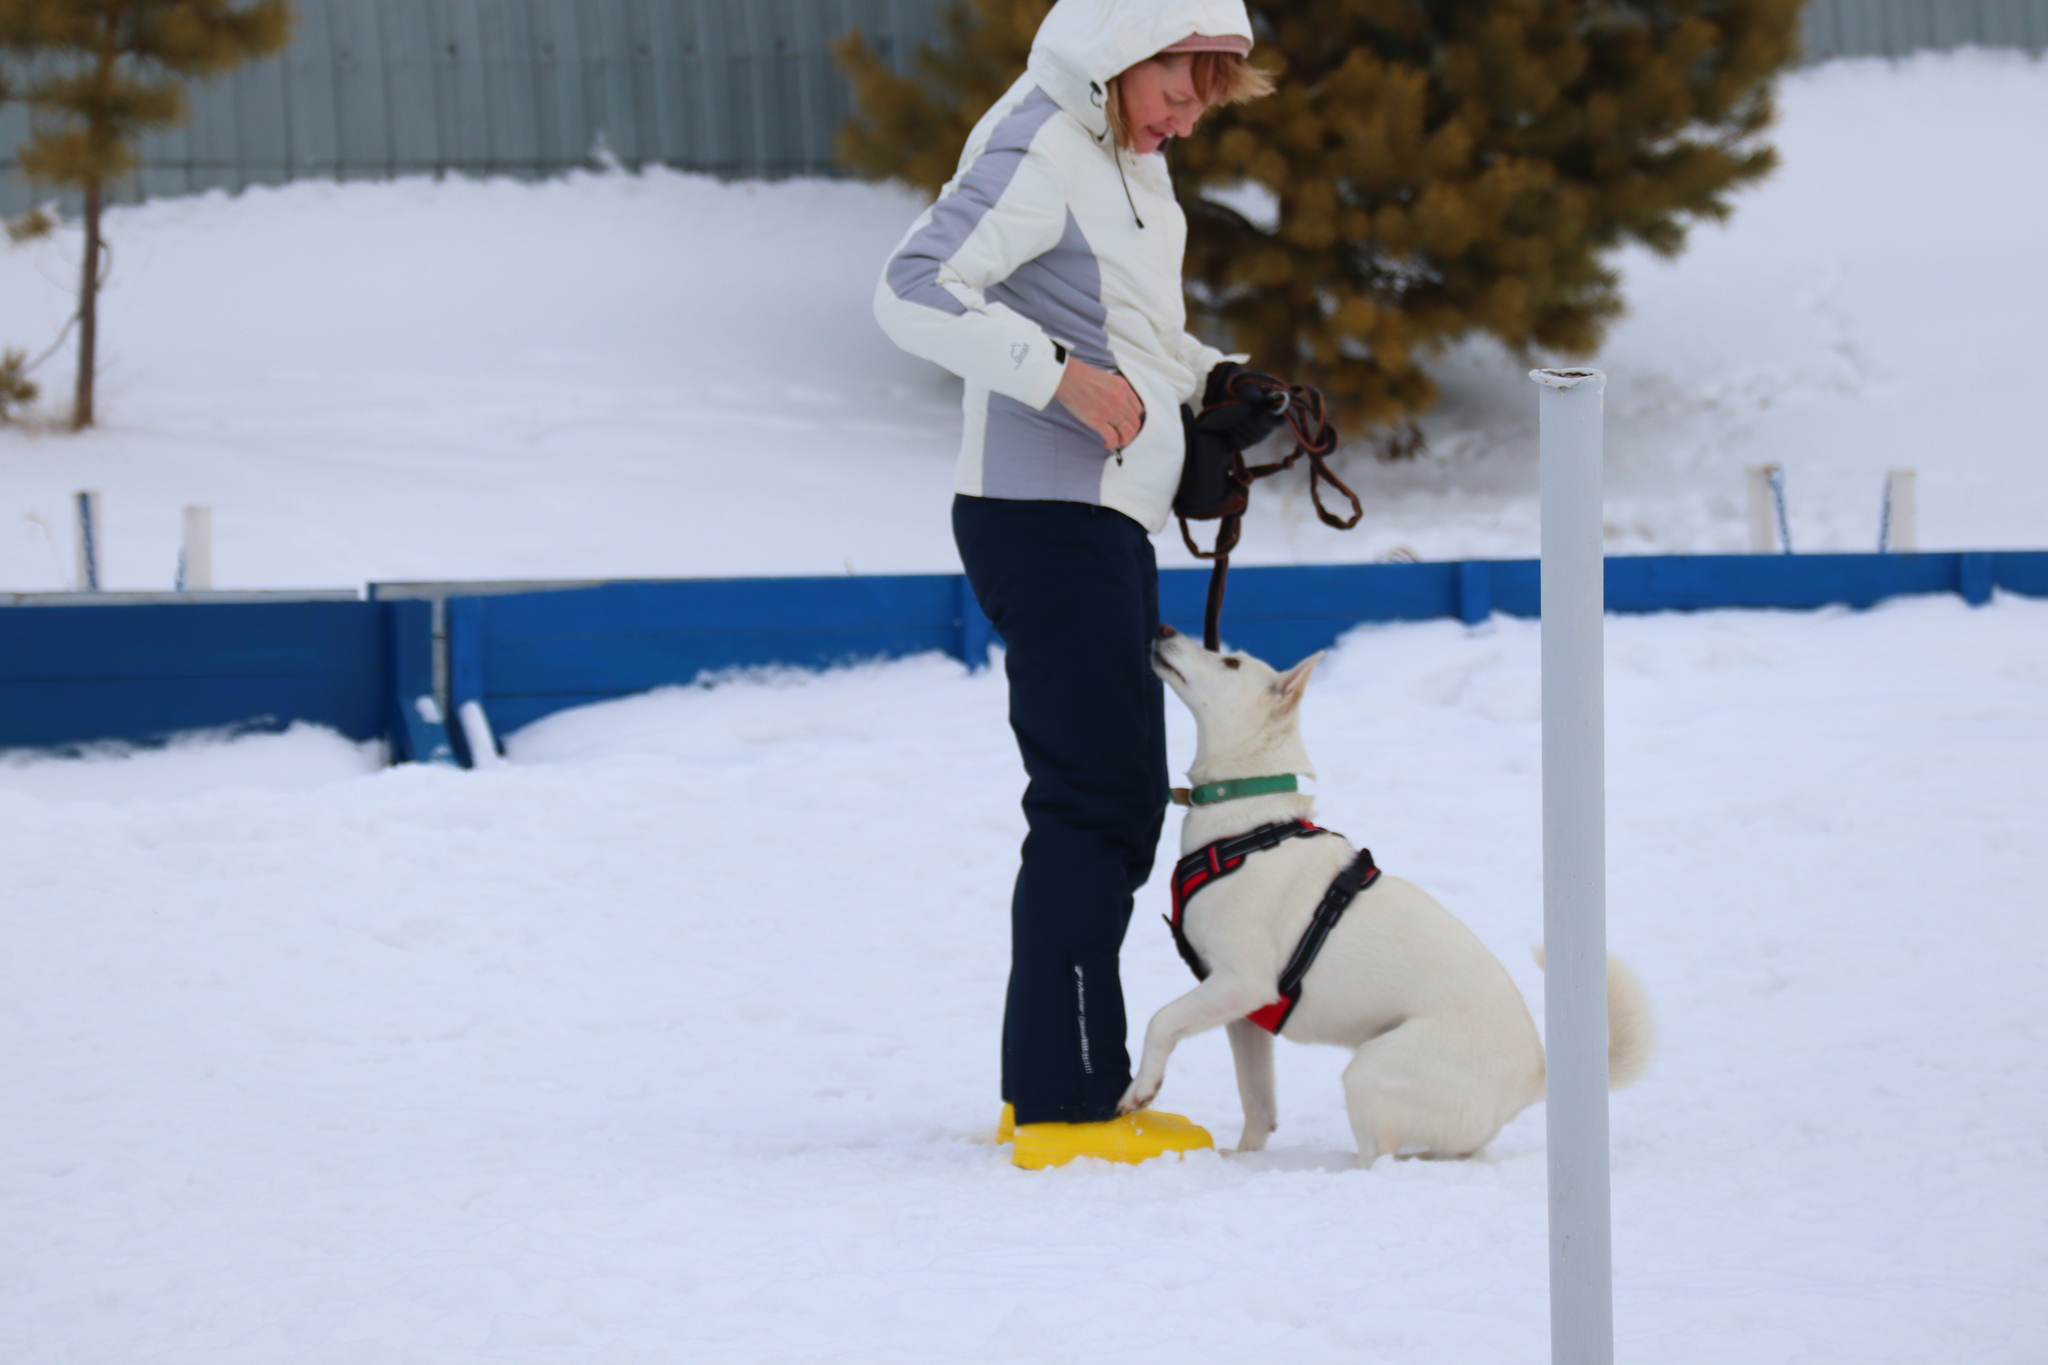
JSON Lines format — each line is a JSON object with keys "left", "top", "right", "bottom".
{"left": 1, "top": 206, "right": 55, "bottom": 420}
{"left": 835, "top": 0, "right": 1050, "bottom": 197}
{"left": 836, "top": 0, "right": 1802, "bottom": 452}
{"left": 0, "top": 0, "right": 293, "bottom": 430}
{"left": 0, "top": 348, "right": 35, "bottom": 421}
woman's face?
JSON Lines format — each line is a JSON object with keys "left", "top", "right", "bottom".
{"left": 1118, "top": 53, "right": 1204, "bottom": 154}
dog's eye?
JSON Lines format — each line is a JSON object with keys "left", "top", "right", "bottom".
{"left": 1223, "top": 657, "right": 1242, "bottom": 670}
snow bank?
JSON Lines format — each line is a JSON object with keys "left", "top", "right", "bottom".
{"left": 3, "top": 597, "right": 2043, "bottom": 1362}
{"left": 1, "top": 51, "right": 2044, "bottom": 591}
{"left": 0, "top": 721, "right": 384, "bottom": 803}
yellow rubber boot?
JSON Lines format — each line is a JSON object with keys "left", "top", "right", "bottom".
{"left": 1012, "top": 1110, "right": 1214, "bottom": 1169}
{"left": 997, "top": 1104, "right": 1016, "bottom": 1144}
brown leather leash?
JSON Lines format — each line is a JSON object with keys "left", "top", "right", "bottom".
{"left": 1176, "top": 373, "right": 1364, "bottom": 651}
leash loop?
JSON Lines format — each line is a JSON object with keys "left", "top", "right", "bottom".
{"left": 1177, "top": 371, "right": 1363, "bottom": 651}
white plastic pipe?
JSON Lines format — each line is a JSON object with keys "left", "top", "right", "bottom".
{"left": 1881, "top": 469, "right": 1917, "bottom": 552}
{"left": 1532, "top": 367, "right": 1613, "bottom": 1365}
{"left": 178, "top": 505, "right": 213, "bottom": 591}
{"left": 74, "top": 490, "right": 103, "bottom": 592}
{"left": 1744, "top": 465, "right": 1779, "bottom": 552}
{"left": 458, "top": 699, "right": 504, "bottom": 768}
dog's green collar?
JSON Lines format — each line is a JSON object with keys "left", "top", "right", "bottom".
{"left": 1171, "top": 774, "right": 1300, "bottom": 808}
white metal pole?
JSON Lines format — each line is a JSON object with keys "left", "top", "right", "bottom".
{"left": 1744, "top": 465, "right": 1778, "bottom": 552}
{"left": 178, "top": 505, "right": 213, "bottom": 591}
{"left": 1532, "top": 367, "right": 1613, "bottom": 1365}
{"left": 1767, "top": 466, "right": 1794, "bottom": 554}
{"left": 74, "top": 489, "right": 102, "bottom": 592}
{"left": 1881, "top": 469, "right": 1917, "bottom": 552}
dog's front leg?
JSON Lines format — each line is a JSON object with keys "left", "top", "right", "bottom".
{"left": 1119, "top": 976, "right": 1278, "bottom": 1115}
{"left": 1225, "top": 1018, "right": 1278, "bottom": 1151}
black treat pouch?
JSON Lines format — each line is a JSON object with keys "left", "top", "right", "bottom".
{"left": 1174, "top": 406, "right": 1248, "bottom": 521}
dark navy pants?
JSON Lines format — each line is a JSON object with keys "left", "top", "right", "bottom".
{"left": 953, "top": 494, "right": 1169, "bottom": 1124}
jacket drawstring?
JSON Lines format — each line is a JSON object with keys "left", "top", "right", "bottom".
{"left": 1091, "top": 77, "right": 1145, "bottom": 230}
{"left": 1114, "top": 145, "right": 1146, "bottom": 230}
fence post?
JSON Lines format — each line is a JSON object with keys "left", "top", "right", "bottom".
{"left": 1744, "top": 466, "right": 1778, "bottom": 552}
{"left": 178, "top": 505, "right": 213, "bottom": 590}
{"left": 74, "top": 490, "right": 103, "bottom": 591}
{"left": 1532, "top": 367, "right": 1614, "bottom": 1365}
{"left": 1958, "top": 552, "right": 1993, "bottom": 607}
{"left": 385, "top": 599, "right": 455, "bottom": 765}
{"left": 447, "top": 595, "right": 502, "bottom": 767}
{"left": 1879, "top": 469, "right": 1917, "bottom": 552}
{"left": 1457, "top": 560, "right": 1493, "bottom": 625}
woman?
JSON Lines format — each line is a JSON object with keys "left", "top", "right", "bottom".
{"left": 874, "top": 0, "right": 1274, "bottom": 1169}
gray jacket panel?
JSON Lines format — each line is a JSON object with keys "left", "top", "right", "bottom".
{"left": 884, "top": 88, "right": 1123, "bottom": 509}
{"left": 978, "top": 206, "right": 1117, "bottom": 500}
{"left": 885, "top": 88, "right": 1064, "bottom": 320}
{"left": 984, "top": 208, "right": 1114, "bottom": 372}
{"left": 980, "top": 391, "right": 1115, "bottom": 503}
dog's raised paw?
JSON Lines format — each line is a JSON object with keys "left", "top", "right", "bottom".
{"left": 1116, "top": 1081, "right": 1156, "bottom": 1114}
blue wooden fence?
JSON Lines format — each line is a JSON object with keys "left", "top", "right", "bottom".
{"left": 427, "top": 550, "right": 2041, "bottom": 762}
{"left": 0, "top": 592, "right": 450, "bottom": 762}
{"left": 4, "top": 551, "right": 2043, "bottom": 765}
{"left": 439, "top": 573, "right": 973, "bottom": 738}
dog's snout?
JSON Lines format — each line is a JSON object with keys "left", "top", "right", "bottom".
{"left": 1158, "top": 624, "right": 1178, "bottom": 639}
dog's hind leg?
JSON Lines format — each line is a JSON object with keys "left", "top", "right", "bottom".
{"left": 1341, "top": 1018, "right": 1509, "bottom": 1168}
{"left": 1119, "top": 976, "right": 1278, "bottom": 1115}
{"left": 1225, "top": 1018, "right": 1278, "bottom": 1152}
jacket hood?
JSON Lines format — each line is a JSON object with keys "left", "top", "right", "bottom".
{"left": 1026, "top": 0, "right": 1256, "bottom": 142}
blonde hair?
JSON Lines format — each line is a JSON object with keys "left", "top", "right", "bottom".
{"left": 1106, "top": 51, "right": 1275, "bottom": 151}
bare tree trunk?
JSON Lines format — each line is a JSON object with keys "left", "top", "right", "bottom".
{"left": 72, "top": 178, "right": 102, "bottom": 431}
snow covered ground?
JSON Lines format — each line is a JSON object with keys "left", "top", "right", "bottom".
{"left": 1, "top": 49, "right": 2045, "bottom": 590}
{"left": 4, "top": 594, "right": 2045, "bottom": 1362}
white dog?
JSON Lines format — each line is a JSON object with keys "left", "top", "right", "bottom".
{"left": 1122, "top": 625, "right": 1653, "bottom": 1166}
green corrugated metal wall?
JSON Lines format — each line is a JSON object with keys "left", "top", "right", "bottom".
{"left": 1805, "top": 0, "right": 2047, "bottom": 59}
{"left": 1, "top": 0, "right": 2043, "bottom": 215}
{"left": 0, "top": 0, "right": 940, "bottom": 213}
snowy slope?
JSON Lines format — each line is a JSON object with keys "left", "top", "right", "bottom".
{"left": 2, "top": 49, "right": 2045, "bottom": 591}
{"left": 3, "top": 596, "right": 2044, "bottom": 1363}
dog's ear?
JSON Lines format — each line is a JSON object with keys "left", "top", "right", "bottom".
{"left": 1271, "top": 651, "right": 1324, "bottom": 710}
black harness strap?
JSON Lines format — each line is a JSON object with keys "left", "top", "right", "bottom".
{"left": 1166, "top": 820, "right": 1330, "bottom": 980}
{"left": 1165, "top": 820, "right": 1381, "bottom": 1035}
{"left": 1262, "top": 849, "right": 1381, "bottom": 1032}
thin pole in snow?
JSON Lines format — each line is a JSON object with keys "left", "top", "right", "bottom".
{"left": 1531, "top": 367, "right": 1614, "bottom": 1365}
{"left": 458, "top": 699, "right": 504, "bottom": 768}
{"left": 1879, "top": 469, "right": 1916, "bottom": 553}
{"left": 178, "top": 505, "right": 213, "bottom": 591}
{"left": 1744, "top": 464, "right": 1794, "bottom": 553}
{"left": 74, "top": 490, "right": 102, "bottom": 592}
{"left": 1744, "top": 465, "right": 1778, "bottom": 552}
{"left": 1767, "top": 466, "right": 1794, "bottom": 554}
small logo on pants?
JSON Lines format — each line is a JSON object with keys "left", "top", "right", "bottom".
{"left": 1074, "top": 964, "right": 1093, "bottom": 1074}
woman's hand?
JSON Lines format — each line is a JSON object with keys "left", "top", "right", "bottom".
{"left": 1054, "top": 356, "right": 1146, "bottom": 452}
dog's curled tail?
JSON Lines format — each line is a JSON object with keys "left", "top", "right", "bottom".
{"left": 1602, "top": 956, "right": 1655, "bottom": 1089}
{"left": 1532, "top": 948, "right": 1656, "bottom": 1090}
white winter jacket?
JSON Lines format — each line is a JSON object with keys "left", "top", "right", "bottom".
{"left": 873, "top": 0, "right": 1254, "bottom": 533}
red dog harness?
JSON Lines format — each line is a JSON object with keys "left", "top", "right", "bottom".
{"left": 1166, "top": 820, "right": 1381, "bottom": 1034}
